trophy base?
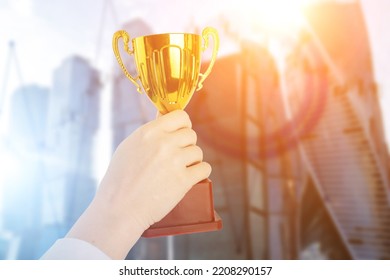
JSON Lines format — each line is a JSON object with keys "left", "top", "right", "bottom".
{"left": 142, "top": 179, "right": 222, "bottom": 238}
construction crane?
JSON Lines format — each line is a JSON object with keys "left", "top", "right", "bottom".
{"left": 0, "top": 41, "right": 24, "bottom": 117}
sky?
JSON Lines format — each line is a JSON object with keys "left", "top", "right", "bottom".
{"left": 0, "top": 0, "right": 389, "bottom": 183}
{"left": 360, "top": 0, "right": 390, "bottom": 145}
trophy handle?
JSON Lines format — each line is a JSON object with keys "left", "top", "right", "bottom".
{"left": 112, "top": 30, "right": 143, "bottom": 94}
{"left": 197, "top": 27, "right": 220, "bottom": 91}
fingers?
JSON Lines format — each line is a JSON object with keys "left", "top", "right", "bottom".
{"left": 171, "top": 128, "right": 197, "bottom": 148}
{"left": 145, "top": 109, "right": 210, "bottom": 186}
{"left": 186, "top": 162, "right": 212, "bottom": 186}
{"left": 156, "top": 110, "right": 192, "bottom": 132}
{"left": 180, "top": 145, "right": 203, "bottom": 167}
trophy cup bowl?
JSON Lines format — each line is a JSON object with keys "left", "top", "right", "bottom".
{"left": 113, "top": 27, "right": 222, "bottom": 237}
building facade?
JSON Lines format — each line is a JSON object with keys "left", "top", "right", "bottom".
{"left": 1, "top": 84, "right": 49, "bottom": 259}
{"left": 42, "top": 56, "right": 100, "bottom": 258}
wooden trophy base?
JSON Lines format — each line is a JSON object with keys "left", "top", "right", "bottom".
{"left": 142, "top": 179, "right": 222, "bottom": 238}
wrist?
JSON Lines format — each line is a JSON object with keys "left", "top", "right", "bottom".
{"left": 66, "top": 193, "right": 147, "bottom": 259}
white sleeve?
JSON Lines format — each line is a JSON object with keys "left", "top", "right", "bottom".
{"left": 40, "top": 238, "right": 111, "bottom": 260}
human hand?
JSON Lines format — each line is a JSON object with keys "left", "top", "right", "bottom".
{"left": 66, "top": 110, "right": 211, "bottom": 259}
{"left": 98, "top": 109, "right": 211, "bottom": 228}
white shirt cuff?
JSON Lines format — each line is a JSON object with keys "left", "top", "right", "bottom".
{"left": 40, "top": 238, "right": 111, "bottom": 260}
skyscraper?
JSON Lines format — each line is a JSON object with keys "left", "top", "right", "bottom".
{"left": 1, "top": 84, "right": 49, "bottom": 259}
{"left": 42, "top": 55, "right": 100, "bottom": 257}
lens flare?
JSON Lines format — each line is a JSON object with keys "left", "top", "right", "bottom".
{"left": 224, "top": 0, "right": 311, "bottom": 35}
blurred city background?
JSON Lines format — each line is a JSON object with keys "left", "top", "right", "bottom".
{"left": 0, "top": 0, "right": 389, "bottom": 259}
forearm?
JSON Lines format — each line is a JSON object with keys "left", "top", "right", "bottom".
{"left": 66, "top": 194, "right": 146, "bottom": 260}
{"left": 42, "top": 111, "right": 210, "bottom": 260}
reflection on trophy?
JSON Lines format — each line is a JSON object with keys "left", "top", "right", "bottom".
{"left": 112, "top": 27, "right": 222, "bottom": 237}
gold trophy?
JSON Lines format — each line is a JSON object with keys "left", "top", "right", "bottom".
{"left": 112, "top": 27, "right": 222, "bottom": 237}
